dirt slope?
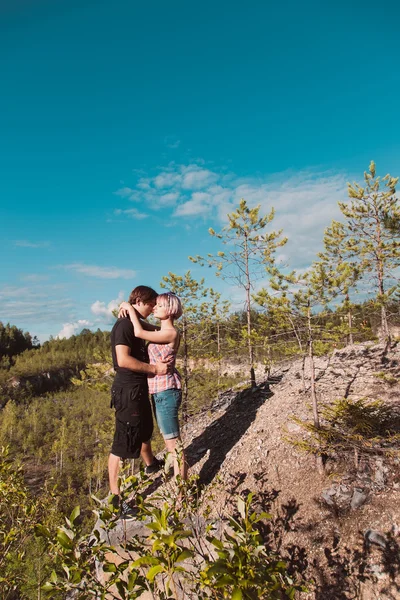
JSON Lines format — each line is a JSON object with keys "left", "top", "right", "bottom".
{"left": 183, "top": 341, "right": 400, "bottom": 599}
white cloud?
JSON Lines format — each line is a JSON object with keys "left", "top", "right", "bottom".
{"left": 64, "top": 263, "right": 136, "bottom": 279}
{"left": 174, "top": 192, "right": 213, "bottom": 217}
{"left": 137, "top": 179, "right": 152, "bottom": 191}
{"left": 181, "top": 166, "right": 218, "bottom": 190}
{"left": 158, "top": 192, "right": 179, "bottom": 206}
{"left": 114, "top": 187, "right": 135, "bottom": 197}
{"left": 112, "top": 161, "right": 351, "bottom": 267}
{"left": 0, "top": 282, "right": 74, "bottom": 326}
{"left": 90, "top": 291, "right": 124, "bottom": 324}
{"left": 114, "top": 208, "right": 148, "bottom": 219}
{"left": 14, "top": 240, "right": 50, "bottom": 248}
{"left": 57, "top": 320, "right": 92, "bottom": 339}
{"left": 153, "top": 172, "right": 182, "bottom": 189}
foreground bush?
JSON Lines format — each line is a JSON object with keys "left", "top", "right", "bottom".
{"left": 36, "top": 469, "right": 306, "bottom": 599}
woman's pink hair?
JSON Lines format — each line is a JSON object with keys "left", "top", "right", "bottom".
{"left": 157, "top": 292, "right": 183, "bottom": 319}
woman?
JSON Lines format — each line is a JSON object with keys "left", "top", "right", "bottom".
{"left": 119, "top": 292, "right": 187, "bottom": 480}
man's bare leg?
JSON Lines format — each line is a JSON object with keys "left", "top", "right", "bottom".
{"left": 140, "top": 440, "right": 155, "bottom": 466}
{"left": 108, "top": 453, "right": 137, "bottom": 520}
{"left": 109, "top": 443, "right": 160, "bottom": 500}
{"left": 108, "top": 453, "right": 121, "bottom": 495}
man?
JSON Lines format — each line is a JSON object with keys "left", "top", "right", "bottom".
{"left": 109, "top": 285, "right": 172, "bottom": 519}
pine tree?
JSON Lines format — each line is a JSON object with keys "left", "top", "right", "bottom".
{"left": 190, "top": 199, "right": 287, "bottom": 387}
{"left": 318, "top": 220, "right": 360, "bottom": 344}
{"left": 339, "top": 161, "right": 400, "bottom": 340}
{"left": 291, "top": 264, "right": 336, "bottom": 474}
{"left": 200, "top": 289, "right": 231, "bottom": 385}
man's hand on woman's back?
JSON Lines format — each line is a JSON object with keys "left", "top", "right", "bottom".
{"left": 154, "top": 356, "right": 174, "bottom": 376}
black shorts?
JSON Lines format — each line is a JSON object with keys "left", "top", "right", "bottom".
{"left": 110, "top": 382, "right": 154, "bottom": 459}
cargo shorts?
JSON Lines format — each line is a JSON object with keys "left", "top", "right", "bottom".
{"left": 110, "top": 382, "right": 154, "bottom": 459}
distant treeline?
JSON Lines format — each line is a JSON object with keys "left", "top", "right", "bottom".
{"left": 1, "top": 295, "right": 399, "bottom": 402}
{"left": 0, "top": 327, "right": 111, "bottom": 393}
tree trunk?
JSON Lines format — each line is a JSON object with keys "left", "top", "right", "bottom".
{"left": 307, "top": 303, "right": 324, "bottom": 475}
{"left": 346, "top": 293, "right": 353, "bottom": 345}
{"left": 289, "top": 314, "right": 303, "bottom": 353}
{"left": 376, "top": 217, "right": 390, "bottom": 342}
{"left": 308, "top": 330, "right": 319, "bottom": 428}
{"left": 217, "top": 321, "right": 221, "bottom": 389}
{"left": 244, "top": 235, "right": 256, "bottom": 388}
{"left": 347, "top": 309, "right": 353, "bottom": 345}
{"left": 381, "top": 302, "right": 390, "bottom": 342}
{"left": 301, "top": 354, "right": 306, "bottom": 393}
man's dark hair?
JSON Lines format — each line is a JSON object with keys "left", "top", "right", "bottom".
{"left": 128, "top": 285, "right": 158, "bottom": 305}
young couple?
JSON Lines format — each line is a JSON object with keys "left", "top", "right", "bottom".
{"left": 109, "top": 285, "right": 186, "bottom": 520}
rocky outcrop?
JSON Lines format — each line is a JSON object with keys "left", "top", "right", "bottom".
{"left": 94, "top": 342, "right": 400, "bottom": 599}
{"left": 6, "top": 365, "right": 84, "bottom": 398}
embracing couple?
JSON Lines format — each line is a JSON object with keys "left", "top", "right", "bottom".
{"left": 108, "top": 285, "right": 187, "bottom": 519}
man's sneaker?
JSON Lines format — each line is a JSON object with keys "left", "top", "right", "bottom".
{"left": 145, "top": 457, "right": 164, "bottom": 475}
{"left": 119, "top": 500, "right": 137, "bottom": 521}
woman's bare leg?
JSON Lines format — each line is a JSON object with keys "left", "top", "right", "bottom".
{"left": 164, "top": 437, "right": 188, "bottom": 480}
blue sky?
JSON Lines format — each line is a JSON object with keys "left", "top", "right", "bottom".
{"left": 1, "top": 0, "right": 399, "bottom": 341}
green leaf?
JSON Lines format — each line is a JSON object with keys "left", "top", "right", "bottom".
{"left": 133, "top": 556, "right": 160, "bottom": 567}
{"left": 209, "top": 537, "right": 224, "bottom": 550}
{"left": 232, "top": 588, "right": 243, "bottom": 600}
{"left": 34, "top": 524, "right": 51, "bottom": 538}
{"left": 70, "top": 505, "right": 80, "bottom": 524}
{"left": 42, "top": 582, "right": 55, "bottom": 592}
{"left": 57, "top": 531, "right": 73, "bottom": 550}
{"left": 207, "top": 564, "right": 230, "bottom": 576}
{"left": 213, "top": 575, "right": 235, "bottom": 587}
{"left": 115, "top": 580, "right": 127, "bottom": 598}
{"left": 146, "top": 521, "right": 162, "bottom": 531}
{"left": 49, "top": 570, "right": 57, "bottom": 583}
{"left": 127, "top": 571, "right": 138, "bottom": 591}
{"left": 175, "top": 549, "right": 193, "bottom": 563}
{"left": 146, "top": 564, "right": 164, "bottom": 582}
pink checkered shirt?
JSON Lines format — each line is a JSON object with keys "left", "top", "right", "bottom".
{"left": 147, "top": 343, "right": 181, "bottom": 394}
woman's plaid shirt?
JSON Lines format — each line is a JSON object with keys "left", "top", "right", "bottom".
{"left": 147, "top": 343, "right": 181, "bottom": 394}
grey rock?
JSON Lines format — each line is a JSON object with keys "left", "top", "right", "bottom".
{"left": 351, "top": 488, "right": 369, "bottom": 509}
{"left": 374, "top": 458, "right": 386, "bottom": 487}
{"left": 321, "top": 487, "right": 337, "bottom": 506}
{"left": 365, "top": 529, "right": 388, "bottom": 549}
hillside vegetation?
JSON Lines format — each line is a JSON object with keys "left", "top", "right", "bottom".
{"left": 1, "top": 161, "right": 400, "bottom": 599}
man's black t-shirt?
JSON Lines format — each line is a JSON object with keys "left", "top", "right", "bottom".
{"left": 111, "top": 317, "right": 149, "bottom": 385}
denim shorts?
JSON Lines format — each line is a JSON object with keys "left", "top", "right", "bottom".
{"left": 151, "top": 388, "right": 182, "bottom": 440}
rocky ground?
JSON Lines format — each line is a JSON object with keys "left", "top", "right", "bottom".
{"left": 180, "top": 341, "right": 400, "bottom": 600}
{"left": 101, "top": 341, "right": 400, "bottom": 599}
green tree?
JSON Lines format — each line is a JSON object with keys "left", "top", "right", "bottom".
{"left": 0, "top": 322, "right": 38, "bottom": 363}
{"left": 190, "top": 199, "right": 287, "bottom": 387}
{"left": 318, "top": 220, "right": 360, "bottom": 344}
{"left": 339, "top": 161, "right": 400, "bottom": 340}
{"left": 0, "top": 446, "right": 58, "bottom": 600}
{"left": 291, "top": 266, "right": 332, "bottom": 474}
